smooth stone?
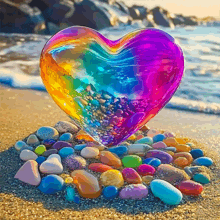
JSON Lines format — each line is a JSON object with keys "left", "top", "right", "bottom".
{"left": 20, "top": 146, "right": 34, "bottom": 152}
{"left": 58, "top": 147, "right": 74, "bottom": 158}
{"left": 173, "top": 152, "right": 193, "bottom": 167}
{"left": 81, "top": 147, "right": 99, "bottom": 159}
{"left": 174, "top": 157, "right": 189, "bottom": 168}
{"left": 152, "top": 141, "right": 167, "bottom": 149}
{"left": 88, "top": 163, "right": 113, "bottom": 173}
{"left": 137, "top": 164, "right": 156, "bottom": 176}
{"left": 100, "top": 151, "right": 122, "bottom": 168}
{"left": 86, "top": 142, "right": 106, "bottom": 150}
{"left": 135, "top": 137, "right": 153, "bottom": 145}
{"left": 38, "top": 174, "right": 64, "bottom": 194}
{"left": 14, "top": 160, "right": 41, "bottom": 186}
{"left": 65, "top": 176, "right": 74, "bottom": 184}
{"left": 36, "top": 126, "right": 59, "bottom": 140}
{"left": 153, "top": 134, "right": 166, "bottom": 143}
{"left": 122, "top": 155, "right": 142, "bottom": 168}
{"left": 193, "top": 173, "right": 210, "bottom": 184}
{"left": 155, "top": 164, "right": 190, "bottom": 185}
{"left": 147, "top": 129, "right": 160, "bottom": 137}
{"left": 39, "top": 154, "right": 63, "bottom": 174}
{"left": 146, "top": 150, "right": 173, "bottom": 164}
{"left": 150, "top": 179, "right": 182, "bottom": 205}
{"left": 176, "top": 180, "right": 203, "bottom": 195}
{"left": 71, "top": 170, "right": 101, "bottom": 198}
{"left": 108, "top": 145, "right": 128, "bottom": 157}
{"left": 74, "top": 144, "right": 87, "bottom": 151}
{"left": 65, "top": 186, "right": 75, "bottom": 202}
{"left": 175, "top": 144, "right": 191, "bottom": 152}
{"left": 190, "top": 149, "right": 204, "bottom": 159}
{"left": 143, "top": 157, "right": 161, "bottom": 167}
{"left": 15, "top": 141, "right": 28, "bottom": 151}
{"left": 100, "top": 169, "right": 124, "bottom": 188}
{"left": 34, "top": 145, "right": 46, "bottom": 155}
{"left": 163, "top": 138, "right": 178, "bottom": 147}
{"left": 184, "top": 166, "right": 209, "bottom": 177}
{"left": 127, "top": 144, "right": 152, "bottom": 156}
{"left": 20, "top": 149, "right": 38, "bottom": 161}
{"left": 142, "top": 175, "right": 154, "bottom": 184}
{"left": 54, "top": 121, "right": 78, "bottom": 134}
{"left": 26, "top": 134, "right": 40, "bottom": 147}
{"left": 42, "top": 149, "right": 58, "bottom": 157}
{"left": 59, "top": 133, "right": 73, "bottom": 142}
{"left": 42, "top": 139, "right": 56, "bottom": 148}
{"left": 52, "top": 141, "right": 72, "bottom": 150}
{"left": 176, "top": 137, "right": 189, "bottom": 144}
{"left": 193, "top": 157, "right": 213, "bottom": 167}
{"left": 102, "top": 186, "right": 119, "bottom": 199}
{"left": 122, "top": 168, "right": 142, "bottom": 184}
{"left": 36, "top": 156, "right": 46, "bottom": 165}
{"left": 119, "top": 184, "right": 148, "bottom": 200}
{"left": 63, "top": 155, "right": 87, "bottom": 170}
{"left": 163, "top": 131, "right": 175, "bottom": 138}
{"left": 164, "top": 147, "right": 176, "bottom": 152}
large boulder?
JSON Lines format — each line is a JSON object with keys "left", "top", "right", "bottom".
{"left": 183, "top": 16, "right": 198, "bottom": 26}
{"left": 129, "top": 5, "right": 148, "bottom": 20}
{"left": 150, "top": 6, "right": 174, "bottom": 28}
{"left": 170, "top": 14, "right": 186, "bottom": 26}
{"left": 0, "top": 1, "right": 46, "bottom": 34}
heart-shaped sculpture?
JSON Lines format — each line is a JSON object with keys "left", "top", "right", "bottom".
{"left": 40, "top": 26, "right": 184, "bottom": 147}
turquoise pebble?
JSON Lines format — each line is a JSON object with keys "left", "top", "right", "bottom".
{"left": 103, "top": 186, "right": 119, "bottom": 199}
{"left": 65, "top": 186, "right": 75, "bottom": 202}
{"left": 143, "top": 157, "right": 161, "bottom": 167}
{"left": 36, "top": 156, "right": 46, "bottom": 165}
{"left": 194, "top": 157, "right": 213, "bottom": 167}
{"left": 190, "top": 149, "right": 204, "bottom": 159}
{"left": 150, "top": 179, "right": 182, "bottom": 205}
{"left": 58, "top": 147, "right": 74, "bottom": 158}
{"left": 193, "top": 173, "right": 210, "bottom": 184}
{"left": 74, "top": 144, "right": 87, "bottom": 151}
{"left": 135, "top": 137, "right": 153, "bottom": 145}
{"left": 91, "top": 100, "right": 100, "bottom": 106}
{"left": 153, "top": 134, "right": 166, "bottom": 143}
{"left": 108, "top": 145, "right": 128, "bottom": 157}
{"left": 59, "top": 133, "right": 73, "bottom": 142}
{"left": 15, "top": 141, "right": 28, "bottom": 151}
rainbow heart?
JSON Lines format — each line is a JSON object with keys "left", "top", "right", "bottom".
{"left": 40, "top": 26, "right": 184, "bottom": 147}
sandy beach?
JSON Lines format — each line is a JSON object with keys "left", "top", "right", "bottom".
{"left": 1, "top": 84, "right": 220, "bottom": 220}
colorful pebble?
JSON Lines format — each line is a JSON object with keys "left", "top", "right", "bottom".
{"left": 135, "top": 137, "right": 153, "bottom": 145}
{"left": 74, "top": 144, "right": 87, "bottom": 151}
{"left": 143, "top": 157, "right": 161, "bottom": 167}
{"left": 35, "top": 145, "right": 46, "bottom": 155}
{"left": 137, "top": 164, "right": 156, "bottom": 176}
{"left": 88, "top": 163, "right": 113, "bottom": 173}
{"left": 122, "top": 155, "right": 142, "bottom": 168}
{"left": 152, "top": 141, "right": 167, "bottom": 149}
{"left": 193, "top": 157, "right": 213, "bottom": 167}
{"left": 176, "top": 180, "right": 203, "bottom": 196}
{"left": 146, "top": 150, "right": 173, "bottom": 164}
{"left": 190, "top": 149, "right": 204, "bottom": 159}
{"left": 193, "top": 173, "right": 210, "bottom": 184}
{"left": 102, "top": 186, "right": 119, "bottom": 199}
{"left": 100, "top": 151, "right": 122, "bottom": 168}
{"left": 42, "top": 139, "right": 56, "bottom": 148}
{"left": 58, "top": 147, "right": 74, "bottom": 158}
{"left": 59, "top": 133, "right": 73, "bottom": 142}
{"left": 108, "top": 145, "right": 128, "bottom": 157}
{"left": 153, "top": 134, "right": 166, "bottom": 143}
{"left": 121, "top": 168, "right": 142, "bottom": 184}
{"left": 36, "top": 156, "right": 46, "bottom": 165}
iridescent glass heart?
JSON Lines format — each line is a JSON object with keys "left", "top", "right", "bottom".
{"left": 40, "top": 26, "right": 184, "bottom": 147}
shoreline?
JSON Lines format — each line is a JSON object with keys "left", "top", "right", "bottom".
{"left": 0, "top": 85, "right": 220, "bottom": 219}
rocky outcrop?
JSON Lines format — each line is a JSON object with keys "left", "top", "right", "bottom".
{"left": 129, "top": 5, "right": 148, "bottom": 20}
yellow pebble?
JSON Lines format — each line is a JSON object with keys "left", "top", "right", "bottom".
{"left": 176, "top": 144, "right": 191, "bottom": 152}
{"left": 142, "top": 176, "right": 154, "bottom": 184}
{"left": 175, "top": 137, "right": 190, "bottom": 144}
{"left": 60, "top": 173, "right": 70, "bottom": 179}
{"left": 163, "top": 137, "right": 178, "bottom": 147}
{"left": 166, "top": 151, "right": 174, "bottom": 156}
{"left": 65, "top": 177, "right": 73, "bottom": 184}
{"left": 128, "top": 134, "right": 136, "bottom": 141}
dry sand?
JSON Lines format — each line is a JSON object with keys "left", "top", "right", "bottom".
{"left": 0, "top": 85, "right": 220, "bottom": 220}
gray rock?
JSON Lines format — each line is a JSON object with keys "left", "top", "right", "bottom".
{"left": 26, "top": 134, "right": 40, "bottom": 147}
{"left": 54, "top": 121, "right": 78, "bottom": 134}
{"left": 42, "top": 149, "right": 58, "bottom": 157}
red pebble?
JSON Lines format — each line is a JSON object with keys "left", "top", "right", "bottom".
{"left": 121, "top": 168, "right": 142, "bottom": 184}
{"left": 88, "top": 163, "right": 113, "bottom": 173}
{"left": 176, "top": 180, "right": 203, "bottom": 196}
{"left": 137, "top": 164, "right": 156, "bottom": 176}
{"left": 136, "top": 135, "right": 144, "bottom": 140}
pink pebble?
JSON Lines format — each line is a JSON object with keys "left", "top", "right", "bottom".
{"left": 152, "top": 141, "right": 167, "bottom": 149}
{"left": 137, "top": 164, "right": 156, "bottom": 176}
{"left": 163, "top": 131, "right": 175, "bottom": 138}
{"left": 147, "top": 129, "right": 160, "bottom": 138}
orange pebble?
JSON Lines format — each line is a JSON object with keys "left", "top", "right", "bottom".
{"left": 166, "top": 151, "right": 175, "bottom": 156}
{"left": 136, "top": 134, "right": 144, "bottom": 140}
{"left": 163, "top": 138, "right": 178, "bottom": 147}
{"left": 176, "top": 144, "right": 191, "bottom": 152}
{"left": 174, "top": 157, "right": 189, "bottom": 168}
{"left": 128, "top": 134, "right": 136, "bottom": 141}
{"left": 175, "top": 137, "right": 189, "bottom": 144}
{"left": 173, "top": 152, "right": 193, "bottom": 165}
{"left": 75, "top": 130, "right": 95, "bottom": 141}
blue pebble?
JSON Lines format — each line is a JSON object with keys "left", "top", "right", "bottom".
{"left": 194, "top": 157, "right": 213, "bottom": 167}
{"left": 73, "top": 196, "right": 80, "bottom": 204}
{"left": 36, "top": 156, "right": 46, "bottom": 165}
{"left": 65, "top": 186, "right": 75, "bottom": 202}
{"left": 59, "top": 133, "right": 73, "bottom": 142}
{"left": 58, "top": 147, "right": 74, "bottom": 158}
{"left": 91, "top": 99, "right": 100, "bottom": 107}
{"left": 38, "top": 175, "right": 64, "bottom": 194}
{"left": 108, "top": 145, "right": 128, "bottom": 157}
{"left": 190, "top": 149, "right": 204, "bottom": 159}
{"left": 193, "top": 173, "right": 210, "bottom": 184}
{"left": 143, "top": 157, "right": 161, "bottom": 167}
{"left": 103, "top": 186, "right": 119, "bottom": 199}
{"left": 153, "top": 134, "right": 166, "bottom": 143}
{"left": 74, "top": 144, "right": 87, "bottom": 151}
{"left": 135, "top": 137, "right": 153, "bottom": 145}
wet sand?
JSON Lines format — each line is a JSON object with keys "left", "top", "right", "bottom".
{"left": 0, "top": 85, "right": 220, "bottom": 220}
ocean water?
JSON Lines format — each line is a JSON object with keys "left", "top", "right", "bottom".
{"left": 0, "top": 23, "right": 220, "bottom": 115}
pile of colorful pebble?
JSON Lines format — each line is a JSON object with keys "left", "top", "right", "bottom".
{"left": 14, "top": 121, "right": 213, "bottom": 206}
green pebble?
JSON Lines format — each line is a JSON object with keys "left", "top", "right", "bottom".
{"left": 35, "top": 145, "right": 46, "bottom": 155}
{"left": 193, "top": 173, "right": 210, "bottom": 184}
{"left": 122, "top": 155, "right": 142, "bottom": 168}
